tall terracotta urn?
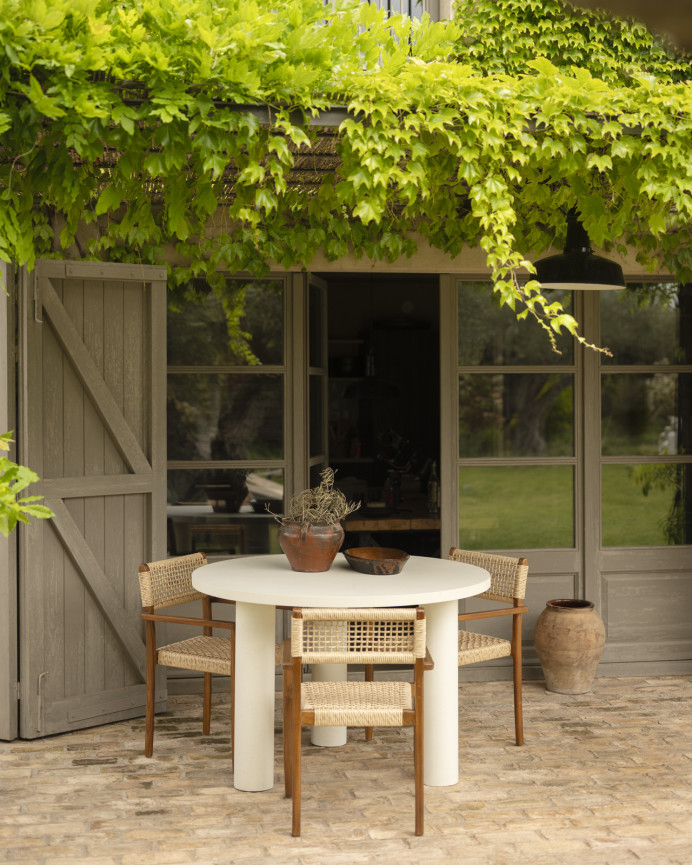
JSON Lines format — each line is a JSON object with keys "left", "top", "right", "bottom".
{"left": 278, "top": 521, "right": 344, "bottom": 572}
{"left": 534, "top": 599, "right": 606, "bottom": 694}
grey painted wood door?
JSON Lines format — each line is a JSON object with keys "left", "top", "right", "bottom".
{"left": 17, "top": 261, "right": 167, "bottom": 737}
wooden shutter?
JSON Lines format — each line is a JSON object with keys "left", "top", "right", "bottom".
{"left": 17, "top": 261, "right": 167, "bottom": 737}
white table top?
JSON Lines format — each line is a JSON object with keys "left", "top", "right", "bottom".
{"left": 192, "top": 553, "right": 490, "bottom": 607}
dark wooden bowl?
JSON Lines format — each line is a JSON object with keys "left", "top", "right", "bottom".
{"left": 343, "top": 547, "right": 410, "bottom": 575}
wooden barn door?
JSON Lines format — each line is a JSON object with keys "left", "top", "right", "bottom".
{"left": 17, "top": 260, "right": 167, "bottom": 737}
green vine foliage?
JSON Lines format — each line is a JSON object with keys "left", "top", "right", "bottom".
{"left": 0, "top": 432, "right": 52, "bottom": 536}
{"left": 0, "top": 0, "right": 691, "bottom": 350}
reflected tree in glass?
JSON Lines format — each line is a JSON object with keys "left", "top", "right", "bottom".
{"left": 602, "top": 464, "right": 691, "bottom": 546}
{"left": 166, "top": 279, "right": 285, "bottom": 508}
{"left": 460, "top": 373, "right": 573, "bottom": 457}
{"left": 601, "top": 283, "right": 690, "bottom": 365}
{"left": 458, "top": 283, "right": 573, "bottom": 365}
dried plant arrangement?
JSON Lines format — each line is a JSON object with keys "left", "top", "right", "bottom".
{"left": 269, "top": 467, "right": 360, "bottom": 526}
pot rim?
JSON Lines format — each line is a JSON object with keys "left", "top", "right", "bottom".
{"left": 546, "top": 598, "right": 595, "bottom": 611}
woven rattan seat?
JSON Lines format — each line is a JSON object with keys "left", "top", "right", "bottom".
{"left": 450, "top": 548, "right": 529, "bottom": 746}
{"left": 302, "top": 680, "right": 413, "bottom": 726}
{"left": 138, "top": 553, "right": 282, "bottom": 763}
{"left": 283, "top": 607, "right": 429, "bottom": 837}
{"left": 457, "top": 631, "right": 511, "bottom": 663}
{"left": 157, "top": 635, "right": 232, "bottom": 675}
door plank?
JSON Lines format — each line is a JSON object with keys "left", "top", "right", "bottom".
{"left": 40, "top": 278, "right": 151, "bottom": 475}
{"left": 46, "top": 498, "right": 146, "bottom": 680}
{"left": 40, "top": 475, "right": 153, "bottom": 497}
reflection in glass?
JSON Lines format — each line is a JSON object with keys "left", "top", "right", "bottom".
{"left": 602, "top": 373, "right": 691, "bottom": 456}
{"left": 309, "top": 376, "right": 324, "bottom": 456}
{"left": 458, "top": 282, "right": 574, "bottom": 365}
{"left": 459, "top": 466, "right": 574, "bottom": 549}
{"left": 602, "top": 464, "right": 691, "bottom": 546}
{"left": 309, "top": 284, "right": 324, "bottom": 369}
{"left": 601, "top": 283, "right": 691, "bottom": 365}
{"left": 167, "top": 374, "right": 283, "bottom": 462}
{"left": 166, "top": 469, "right": 284, "bottom": 556}
{"left": 459, "top": 373, "right": 573, "bottom": 457}
{"left": 167, "top": 279, "right": 284, "bottom": 366}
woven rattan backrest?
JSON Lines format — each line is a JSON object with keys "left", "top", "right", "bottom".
{"left": 138, "top": 552, "right": 208, "bottom": 610}
{"left": 292, "top": 607, "right": 426, "bottom": 664}
{"left": 448, "top": 548, "right": 529, "bottom": 604}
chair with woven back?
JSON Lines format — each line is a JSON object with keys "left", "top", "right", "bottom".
{"left": 449, "top": 547, "right": 529, "bottom": 746}
{"left": 137, "top": 552, "right": 237, "bottom": 759}
{"left": 138, "top": 552, "right": 284, "bottom": 762}
{"left": 282, "top": 607, "right": 430, "bottom": 837}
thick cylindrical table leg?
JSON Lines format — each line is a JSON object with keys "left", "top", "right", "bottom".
{"left": 422, "top": 600, "right": 459, "bottom": 786}
{"left": 310, "top": 663, "right": 347, "bottom": 746}
{"left": 233, "top": 602, "right": 276, "bottom": 791}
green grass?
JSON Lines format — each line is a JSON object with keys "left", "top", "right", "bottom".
{"left": 601, "top": 465, "right": 675, "bottom": 546}
{"left": 459, "top": 466, "right": 573, "bottom": 549}
{"left": 459, "top": 464, "right": 679, "bottom": 549}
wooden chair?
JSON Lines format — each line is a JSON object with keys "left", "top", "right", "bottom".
{"left": 283, "top": 607, "right": 429, "bottom": 836}
{"left": 138, "top": 552, "right": 235, "bottom": 758}
{"left": 139, "top": 552, "right": 283, "bottom": 763}
{"left": 449, "top": 548, "right": 529, "bottom": 746}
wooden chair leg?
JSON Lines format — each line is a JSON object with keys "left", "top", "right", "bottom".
{"left": 291, "top": 686, "right": 302, "bottom": 836}
{"left": 230, "top": 628, "right": 236, "bottom": 771}
{"left": 414, "top": 691, "right": 424, "bottom": 835}
{"left": 364, "top": 664, "right": 374, "bottom": 741}
{"left": 512, "top": 643, "right": 524, "bottom": 746}
{"left": 202, "top": 672, "right": 212, "bottom": 736}
{"left": 144, "top": 623, "right": 156, "bottom": 758}
{"left": 283, "top": 663, "right": 294, "bottom": 798}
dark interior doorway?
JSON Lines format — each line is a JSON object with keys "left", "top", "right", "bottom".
{"left": 318, "top": 273, "right": 441, "bottom": 556}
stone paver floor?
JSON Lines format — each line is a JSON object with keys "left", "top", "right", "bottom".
{"left": 2, "top": 676, "right": 691, "bottom": 865}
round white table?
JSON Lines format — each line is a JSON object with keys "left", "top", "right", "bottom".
{"left": 192, "top": 553, "right": 490, "bottom": 792}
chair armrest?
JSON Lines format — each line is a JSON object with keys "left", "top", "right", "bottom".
{"left": 424, "top": 648, "right": 434, "bottom": 670}
{"left": 140, "top": 612, "right": 235, "bottom": 631}
{"left": 457, "top": 605, "right": 528, "bottom": 623}
{"left": 210, "top": 597, "right": 235, "bottom": 606}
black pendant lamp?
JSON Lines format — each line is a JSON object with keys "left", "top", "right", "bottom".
{"left": 534, "top": 208, "right": 626, "bottom": 290}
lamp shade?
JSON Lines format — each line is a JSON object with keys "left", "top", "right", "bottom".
{"left": 534, "top": 210, "right": 626, "bottom": 290}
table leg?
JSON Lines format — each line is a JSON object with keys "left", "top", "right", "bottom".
{"left": 422, "top": 600, "right": 459, "bottom": 786}
{"left": 309, "top": 663, "right": 347, "bottom": 747}
{"left": 233, "top": 601, "right": 276, "bottom": 791}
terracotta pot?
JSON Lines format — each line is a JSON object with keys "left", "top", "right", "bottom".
{"left": 534, "top": 599, "right": 606, "bottom": 695}
{"left": 278, "top": 522, "right": 344, "bottom": 572}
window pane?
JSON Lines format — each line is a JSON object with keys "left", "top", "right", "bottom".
{"left": 168, "top": 279, "right": 284, "bottom": 366}
{"left": 602, "top": 373, "right": 692, "bottom": 456}
{"left": 602, "top": 464, "right": 692, "bottom": 546}
{"left": 167, "top": 373, "right": 283, "bottom": 461}
{"left": 458, "top": 282, "right": 574, "bottom": 365}
{"left": 310, "top": 375, "right": 324, "bottom": 456}
{"left": 601, "top": 283, "right": 691, "bottom": 365}
{"left": 309, "top": 284, "right": 324, "bottom": 369}
{"left": 459, "top": 373, "right": 574, "bottom": 457}
{"left": 459, "top": 466, "right": 574, "bottom": 549}
{"left": 166, "top": 469, "right": 284, "bottom": 556}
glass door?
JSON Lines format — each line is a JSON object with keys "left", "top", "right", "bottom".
{"left": 442, "top": 276, "right": 584, "bottom": 677}
{"left": 308, "top": 275, "right": 329, "bottom": 486}
{"left": 166, "top": 277, "right": 288, "bottom": 559}
{"left": 591, "top": 283, "right": 692, "bottom": 668}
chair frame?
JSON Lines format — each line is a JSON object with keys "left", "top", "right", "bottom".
{"left": 283, "top": 607, "right": 428, "bottom": 837}
{"left": 450, "top": 547, "right": 529, "bottom": 746}
{"left": 138, "top": 552, "right": 236, "bottom": 759}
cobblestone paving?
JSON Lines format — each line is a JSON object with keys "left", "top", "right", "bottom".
{"left": 2, "top": 676, "right": 691, "bottom": 865}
